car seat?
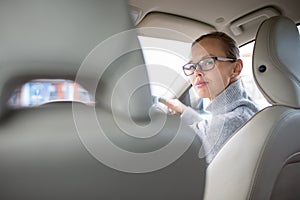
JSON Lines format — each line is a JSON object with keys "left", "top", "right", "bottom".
{"left": 203, "top": 16, "right": 300, "bottom": 200}
{"left": 0, "top": 0, "right": 206, "bottom": 199}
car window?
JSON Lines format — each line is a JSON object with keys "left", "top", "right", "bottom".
{"left": 138, "top": 36, "right": 190, "bottom": 99}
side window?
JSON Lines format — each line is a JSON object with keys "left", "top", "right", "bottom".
{"left": 138, "top": 36, "right": 190, "bottom": 98}
{"left": 8, "top": 79, "right": 94, "bottom": 108}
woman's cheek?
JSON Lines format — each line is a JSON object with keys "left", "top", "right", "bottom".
{"left": 189, "top": 76, "right": 195, "bottom": 85}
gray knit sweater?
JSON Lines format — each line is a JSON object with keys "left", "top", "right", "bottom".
{"left": 181, "top": 79, "right": 259, "bottom": 164}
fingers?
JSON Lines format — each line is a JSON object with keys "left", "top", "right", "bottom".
{"left": 168, "top": 107, "right": 177, "bottom": 115}
{"left": 163, "top": 100, "right": 175, "bottom": 114}
{"left": 165, "top": 99, "right": 186, "bottom": 114}
{"left": 156, "top": 97, "right": 187, "bottom": 115}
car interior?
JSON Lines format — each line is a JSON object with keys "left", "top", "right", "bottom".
{"left": 0, "top": 0, "right": 300, "bottom": 199}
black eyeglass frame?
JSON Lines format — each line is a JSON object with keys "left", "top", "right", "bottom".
{"left": 182, "top": 56, "right": 237, "bottom": 76}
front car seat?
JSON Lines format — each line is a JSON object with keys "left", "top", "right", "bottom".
{"left": 0, "top": 0, "right": 206, "bottom": 199}
{"left": 203, "top": 16, "right": 300, "bottom": 200}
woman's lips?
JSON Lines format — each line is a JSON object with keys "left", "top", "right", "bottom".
{"left": 195, "top": 80, "right": 207, "bottom": 88}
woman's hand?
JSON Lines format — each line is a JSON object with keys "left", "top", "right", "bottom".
{"left": 165, "top": 99, "right": 187, "bottom": 114}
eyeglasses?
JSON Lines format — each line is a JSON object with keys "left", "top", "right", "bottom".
{"left": 182, "top": 56, "right": 237, "bottom": 76}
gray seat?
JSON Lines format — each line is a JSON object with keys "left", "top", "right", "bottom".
{"left": 0, "top": 1, "right": 206, "bottom": 199}
{"left": 203, "top": 16, "right": 300, "bottom": 200}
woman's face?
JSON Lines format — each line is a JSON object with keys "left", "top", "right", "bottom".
{"left": 190, "top": 38, "right": 239, "bottom": 99}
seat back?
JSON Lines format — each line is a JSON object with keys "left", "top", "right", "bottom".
{"left": 0, "top": 1, "right": 206, "bottom": 199}
{"left": 203, "top": 16, "right": 300, "bottom": 200}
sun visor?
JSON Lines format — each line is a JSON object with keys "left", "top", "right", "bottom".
{"left": 137, "top": 12, "right": 216, "bottom": 43}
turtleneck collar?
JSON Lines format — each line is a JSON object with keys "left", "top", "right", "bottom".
{"left": 206, "top": 79, "right": 250, "bottom": 115}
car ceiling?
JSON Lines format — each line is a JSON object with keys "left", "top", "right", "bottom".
{"left": 128, "top": 0, "right": 300, "bottom": 45}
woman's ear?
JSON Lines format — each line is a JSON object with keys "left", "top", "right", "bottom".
{"left": 232, "top": 59, "right": 243, "bottom": 76}
{"left": 230, "top": 59, "right": 243, "bottom": 82}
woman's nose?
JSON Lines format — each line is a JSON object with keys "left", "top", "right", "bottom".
{"left": 194, "top": 66, "right": 203, "bottom": 76}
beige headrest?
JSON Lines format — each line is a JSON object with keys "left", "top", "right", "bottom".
{"left": 253, "top": 16, "right": 300, "bottom": 107}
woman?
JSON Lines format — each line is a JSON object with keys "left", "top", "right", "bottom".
{"left": 165, "top": 32, "right": 259, "bottom": 164}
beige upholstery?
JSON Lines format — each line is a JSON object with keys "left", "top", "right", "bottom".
{"left": 253, "top": 16, "right": 300, "bottom": 107}
{"left": 204, "top": 16, "right": 300, "bottom": 200}
{"left": 0, "top": 0, "right": 206, "bottom": 199}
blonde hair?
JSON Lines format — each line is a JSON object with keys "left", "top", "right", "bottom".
{"left": 192, "top": 31, "right": 240, "bottom": 59}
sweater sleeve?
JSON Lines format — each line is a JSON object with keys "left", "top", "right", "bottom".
{"left": 181, "top": 107, "right": 205, "bottom": 125}
{"left": 181, "top": 106, "right": 253, "bottom": 163}
{"left": 180, "top": 106, "right": 210, "bottom": 139}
